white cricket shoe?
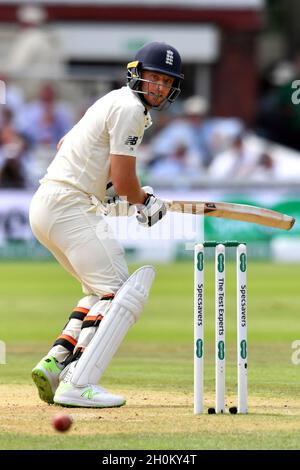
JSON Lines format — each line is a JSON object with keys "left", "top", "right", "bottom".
{"left": 53, "top": 382, "right": 126, "bottom": 408}
{"left": 32, "top": 356, "right": 63, "bottom": 404}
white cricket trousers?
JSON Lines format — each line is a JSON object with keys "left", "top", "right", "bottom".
{"left": 29, "top": 182, "right": 129, "bottom": 297}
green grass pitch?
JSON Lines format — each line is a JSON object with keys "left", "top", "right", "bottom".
{"left": 0, "top": 260, "right": 299, "bottom": 449}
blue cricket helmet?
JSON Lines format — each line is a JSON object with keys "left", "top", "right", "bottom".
{"left": 134, "top": 42, "right": 183, "bottom": 80}
{"left": 127, "top": 41, "right": 184, "bottom": 110}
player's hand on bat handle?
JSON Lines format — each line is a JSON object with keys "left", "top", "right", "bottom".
{"left": 103, "top": 182, "right": 137, "bottom": 217}
{"left": 136, "top": 186, "right": 167, "bottom": 227}
{"left": 104, "top": 181, "right": 120, "bottom": 204}
{"left": 105, "top": 181, "right": 137, "bottom": 206}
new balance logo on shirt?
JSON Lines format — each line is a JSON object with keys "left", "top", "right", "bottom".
{"left": 124, "top": 136, "right": 138, "bottom": 146}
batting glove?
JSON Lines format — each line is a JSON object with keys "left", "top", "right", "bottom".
{"left": 104, "top": 182, "right": 119, "bottom": 204}
{"left": 104, "top": 182, "right": 135, "bottom": 217}
{"left": 136, "top": 186, "right": 167, "bottom": 227}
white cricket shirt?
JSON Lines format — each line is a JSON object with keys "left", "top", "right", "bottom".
{"left": 41, "top": 86, "right": 152, "bottom": 200}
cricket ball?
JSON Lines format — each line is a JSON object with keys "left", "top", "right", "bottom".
{"left": 52, "top": 413, "right": 73, "bottom": 432}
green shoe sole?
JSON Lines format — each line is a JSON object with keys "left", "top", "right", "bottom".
{"left": 32, "top": 369, "right": 54, "bottom": 404}
{"left": 54, "top": 401, "right": 126, "bottom": 409}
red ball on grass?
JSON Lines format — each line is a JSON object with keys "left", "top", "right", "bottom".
{"left": 52, "top": 413, "right": 73, "bottom": 432}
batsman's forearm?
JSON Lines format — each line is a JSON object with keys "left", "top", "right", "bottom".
{"left": 113, "top": 176, "right": 146, "bottom": 204}
{"left": 110, "top": 154, "right": 147, "bottom": 204}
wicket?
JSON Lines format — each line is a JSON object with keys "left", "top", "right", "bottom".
{"left": 194, "top": 241, "right": 248, "bottom": 415}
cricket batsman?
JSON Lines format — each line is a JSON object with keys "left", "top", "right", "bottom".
{"left": 29, "top": 42, "right": 184, "bottom": 407}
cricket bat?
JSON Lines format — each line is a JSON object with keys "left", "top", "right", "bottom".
{"left": 163, "top": 200, "right": 295, "bottom": 231}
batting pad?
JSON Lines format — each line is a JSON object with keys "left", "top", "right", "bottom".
{"left": 70, "top": 265, "right": 155, "bottom": 386}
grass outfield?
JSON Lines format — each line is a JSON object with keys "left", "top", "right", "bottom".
{"left": 0, "top": 260, "right": 300, "bottom": 450}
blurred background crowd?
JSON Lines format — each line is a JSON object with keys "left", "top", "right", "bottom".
{"left": 1, "top": 0, "right": 300, "bottom": 191}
